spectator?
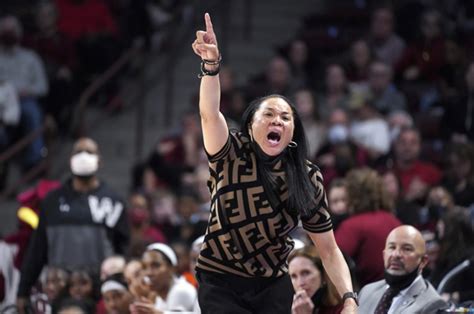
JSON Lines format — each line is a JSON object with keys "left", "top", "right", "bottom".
{"left": 124, "top": 259, "right": 154, "bottom": 302}
{"left": 429, "top": 208, "right": 474, "bottom": 304}
{"left": 130, "top": 243, "right": 197, "bottom": 313}
{"left": 345, "top": 39, "right": 372, "bottom": 85}
{"left": 441, "top": 61, "right": 474, "bottom": 141}
{"left": 317, "top": 64, "right": 350, "bottom": 121}
{"left": 293, "top": 88, "right": 326, "bottom": 159}
{"left": 218, "top": 66, "right": 246, "bottom": 128}
{"left": 358, "top": 225, "right": 448, "bottom": 313}
{"left": 56, "top": 298, "right": 91, "bottom": 314}
{"left": 54, "top": 0, "right": 123, "bottom": 94}
{"left": 68, "top": 269, "right": 96, "bottom": 302}
{"left": 0, "top": 73, "right": 20, "bottom": 190}
{"left": 327, "top": 179, "right": 349, "bottom": 231}
{"left": 43, "top": 267, "right": 69, "bottom": 313}
{"left": 17, "top": 137, "right": 129, "bottom": 313}
{"left": 285, "top": 39, "right": 317, "bottom": 90}
{"left": 335, "top": 167, "right": 401, "bottom": 286}
{"left": 386, "top": 110, "right": 414, "bottom": 143}
{"left": 100, "top": 255, "right": 126, "bottom": 281}
{"left": 245, "top": 55, "right": 294, "bottom": 101}
{"left": 348, "top": 91, "right": 391, "bottom": 158}
{"left": 442, "top": 141, "right": 474, "bottom": 207}
{"left": 396, "top": 9, "right": 446, "bottom": 83}
{"left": 368, "top": 7, "right": 406, "bottom": 66}
{"left": 392, "top": 127, "right": 442, "bottom": 203}
{"left": 24, "top": 1, "right": 78, "bottom": 132}
{"left": 289, "top": 246, "right": 343, "bottom": 314}
{"left": 189, "top": 235, "right": 204, "bottom": 287}
{"left": 101, "top": 273, "right": 133, "bottom": 314}
{"left": 0, "top": 15, "right": 48, "bottom": 170}
{"left": 438, "top": 35, "right": 469, "bottom": 104}
{"left": 368, "top": 61, "right": 407, "bottom": 115}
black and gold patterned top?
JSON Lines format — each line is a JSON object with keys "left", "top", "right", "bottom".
{"left": 196, "top": 131, "right": 332, "bottom": 278}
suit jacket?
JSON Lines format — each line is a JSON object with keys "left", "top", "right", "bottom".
{"left": 358, "top": 278, "right": 448, "bottom": 314}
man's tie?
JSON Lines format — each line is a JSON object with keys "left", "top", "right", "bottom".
{"left": 374, "top": 287, "right": 400, "bottom": 314}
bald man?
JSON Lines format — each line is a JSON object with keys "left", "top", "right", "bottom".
{"left": 358, "top": 225, "right": 447, "bottom": 314}
{"left": 17, "top": 138, "right": 129, "bottom": 313}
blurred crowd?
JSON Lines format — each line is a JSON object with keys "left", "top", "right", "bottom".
{"left": 2, "top": 0, "right": 474, "bottom": 313}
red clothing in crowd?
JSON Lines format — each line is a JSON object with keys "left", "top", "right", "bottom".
{"left": 335, "top": 210, "right": 401, "bottom": 287}
{"left": 395, "top": 36, "right": 445, "bottom": 82}
{"left": 395, "top": 160, "right": 442, "bottom": 196}
{"left": 54, "top": 0, "right": 118, "bottom": 41}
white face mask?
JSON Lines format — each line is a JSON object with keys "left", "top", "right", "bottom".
{"left": 328, "top": 124, "right": 349, "bottom": 144}
{"left": 70, "top": 151, "right": 99, "bottom": 176}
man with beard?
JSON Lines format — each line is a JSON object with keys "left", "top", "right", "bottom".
{"left": 358, "top": 225, "right": 447, "bottom": 313}
{"left": 16, "top": 137, "right": 129, "bottom": 313}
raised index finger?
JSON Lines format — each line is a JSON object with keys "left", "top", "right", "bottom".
{"left": 205, "top": 13, "right": 214, "bottom": 34}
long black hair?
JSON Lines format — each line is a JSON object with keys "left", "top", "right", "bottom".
{"left": 240, "top": 94, "right": 320, "bottom": 217}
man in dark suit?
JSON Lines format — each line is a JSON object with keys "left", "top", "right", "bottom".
{"left": 358, "top": 225, "right": 447, "bottom": 313}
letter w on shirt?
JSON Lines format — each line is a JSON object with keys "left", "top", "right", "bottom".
{"left": 88, "top": 196, "right": 124, "bottom": 228}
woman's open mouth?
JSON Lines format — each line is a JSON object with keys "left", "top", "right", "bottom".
{"left": 267, "top": 131, "right": 281, "bottom": 146}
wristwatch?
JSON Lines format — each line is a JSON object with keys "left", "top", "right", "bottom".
{"left": 342, "top": 291, "right": 359, "bottom": 306}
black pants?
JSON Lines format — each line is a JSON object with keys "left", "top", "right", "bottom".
{"left": 196, "top": 271, "right": 294, "bottom": 314}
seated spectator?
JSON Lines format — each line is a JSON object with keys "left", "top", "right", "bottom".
{"left": 101, "top": 273, "right": 133, "bottom": 314}
{"left": 438, "top": 34, "right": 469, "bottom": 105}
{"left": 128, "top": 192, "right": 167, "bottom": 245}
{"left": 335, "top": 167, "right": 401, "bottom": 286}
{"left": 68, "top": 269, "right": 96, "bottom": 302}
{"left": 348, "top": 92, "right": 391, "bottom": 162}
{"left": 130, "top": 243, "right": 197, "bottom": 313}
{"left": 441, "top": 61, "right": 474, "bottom": 142}
{"left": 293, "top": 88, "right": 326, "bottom": 159}
{"left": 367, "top": 61, "right": 407, "bottom": 115}
{"left": 395, "top": 9, "right": 445, "bottom": 84}
{"left": 386, "top": 110, "right": 414, "bottom": 143}
{"left": 368, "top": 7, "right": 406, "bottom": 66}
{"left": 54, "top": 0, "right": 120, "bottom": 73}
{"left": 429, "top": 208, "right": 474, "bottom": 304}
{"left": 358, "top": 225, "right": 448, "bottom": 313}
{"left": 284, "top": 39, "right": 317, "bottom": 90}
{"left": 43, "top": 267, "right": 69, "bottom": 313}
{"left": 442, "top": 141, "right": 474, "bottom": 207}
{"left": 317, "top": 64, "right": 350, "bottom": 121}
{"left": 57, "top": 297, "right": 92, "bottom": 314}
{"left": 189, "top": 235, "right": 204, "bottom": 287}
{"left": 327, "top": 179, "right": 349, "bottom": 231}
{"left": 100, "top": 255, "right": 126, "bottom": 282}
{"left": 289, "top": 246, "right": 343, "bottom": 314}
{"left": 24, "top": 1, "right": 78, "bottom": 132}
{"left": 345, "top": 39, "right": 373, "bottom": 86}
{"left": 245, "top": 55, "right": 294, "bottom": 101}
{"left": 392, "top": 127, "right": 442, "bottom": 203}
{"left": 0, "top": 15, "right": 48, "bottom": 170}
{"left": 124, "top": 259, "right": 154, "bottom": 302}
{"left": 218, "top": 66, "right": 246, "bottom": 128}
{"left": 0, "top": 74, "right": 20, "bottom": 190}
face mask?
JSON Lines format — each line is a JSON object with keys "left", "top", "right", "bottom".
{"left": 384, "top": 264, "right": 420, "bottom": 291}
{"left": 328, "top": 124, "right": 349, "bottom": 144}
{"left": 70, "top": 151, "right": 99, "bottom": 176}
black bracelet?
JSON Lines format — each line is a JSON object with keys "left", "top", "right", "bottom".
{"left": 202, "top": 55, "right": 222, "bottom": 65}
{"left": 198, "top": 61, "right": 220, "bottom": 78}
